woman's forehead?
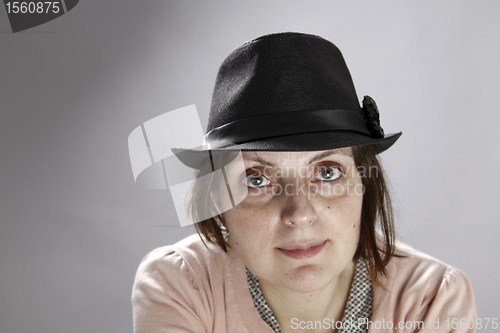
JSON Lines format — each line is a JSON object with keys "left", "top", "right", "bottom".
{"left": 241, "top": 147, "right": 353, "bottom": 166}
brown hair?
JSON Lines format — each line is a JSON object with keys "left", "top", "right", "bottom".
{"left": 351, "top": 144, "right": 398, "bottom": 282}
{"left": 189, "top": 145, "right": 397, "bottom": 282}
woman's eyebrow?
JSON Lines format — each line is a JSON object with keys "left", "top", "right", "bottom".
{"left": 245, "top": 156, "right": 277, "bottom": 167}
{"left": 307, "top": 150, "right": 352, "bottom": 165}
{"left": 244, "top": 149, "right": 351, "bottom": 167}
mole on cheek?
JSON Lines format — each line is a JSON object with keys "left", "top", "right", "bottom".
{"left": 353, "top": 224, "right": 355, "bottom": 228}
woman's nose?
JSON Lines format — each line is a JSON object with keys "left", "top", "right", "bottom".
{"left": 280, "top": 185, "right": 318, "bottom": 228}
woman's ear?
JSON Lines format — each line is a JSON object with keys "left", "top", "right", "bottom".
{"left": 210, "top": 190, "right": 221, "bottom": 213}
{"left": 210, "top": 190, "right": 228, "bottom": 229}
{"left": 220, "top": 214, "right": 227, "bottom": 228}
{"left": 211, "top": 190, "right": 229, "bottom": 218}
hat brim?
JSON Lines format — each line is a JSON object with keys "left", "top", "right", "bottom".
{"left": 172, "top": 131, "right": 402, "bottom": 170}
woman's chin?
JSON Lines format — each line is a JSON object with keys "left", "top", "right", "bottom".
{"left": 284, "top": 265, "right": 333, "bottom": 293}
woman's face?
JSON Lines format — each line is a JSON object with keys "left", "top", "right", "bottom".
{"left": 222, "top": 148, "right": 363, "bottom": 293}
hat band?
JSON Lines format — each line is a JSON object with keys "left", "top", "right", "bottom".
{"left": 204, "top": 109, "right": 372, "bottom": 148}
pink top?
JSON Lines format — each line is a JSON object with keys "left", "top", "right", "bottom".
{"left": 132, "top": 234, "right": 476, "bottom": 332}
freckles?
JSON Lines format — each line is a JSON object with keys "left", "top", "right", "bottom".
{"left": 336, "top": 195, "right": 362, "bottom": 223}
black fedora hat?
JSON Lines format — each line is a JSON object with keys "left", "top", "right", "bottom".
{"left": 174, "top": 32, "right": 401, "bottom": 169}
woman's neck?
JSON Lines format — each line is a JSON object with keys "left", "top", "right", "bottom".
{"left": 259, "top": 260, "right": 356, "bottom": 333}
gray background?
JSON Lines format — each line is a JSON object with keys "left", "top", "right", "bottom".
{"left": 1, "top": 1, "right": 499, "bottom": 332}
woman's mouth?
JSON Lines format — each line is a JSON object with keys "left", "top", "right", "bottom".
{"left": 277, "top": 240, "right": 327, "bottom": 259}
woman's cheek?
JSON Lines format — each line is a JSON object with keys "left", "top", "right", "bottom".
{"left": 318, "top": 180, "right": 362, "bottom": 218}
{"left": 239, "top": 186, "right": 278, "bottom": 206}
{"left": 225, "top": 209, "right": 274, "bottom": 250}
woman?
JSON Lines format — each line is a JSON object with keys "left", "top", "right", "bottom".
{"left": 132, "top": 32, "right": 476, "bottom": 333}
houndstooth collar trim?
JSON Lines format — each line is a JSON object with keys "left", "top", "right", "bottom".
{"left": 246, "top": 258, "right": 373, "bottom": 333}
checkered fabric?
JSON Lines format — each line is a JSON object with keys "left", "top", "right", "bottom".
{"left": 246, "top": 258, "right": 373, "bottom": 333}
{"left": 338, "top": 258, "right": 373, "bottom": 333}
{"left": 246, "top": 267, "right": 282, "bottom": 333}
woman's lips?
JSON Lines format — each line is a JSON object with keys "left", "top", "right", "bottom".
{"left": 277, "top": 240, "right": 327, "bottom": 259}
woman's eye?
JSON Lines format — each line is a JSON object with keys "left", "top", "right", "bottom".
{"left": 316, "top": 166, "right": 342, "bottom": 181}
{"left": 243, "top": 173, "right": 271, "bottom": 188}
